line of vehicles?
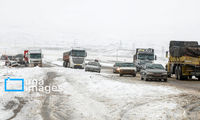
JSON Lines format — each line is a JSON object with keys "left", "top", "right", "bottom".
{"left": 2, "top": 40, "right": 200, "bottom": 82}
{"left": 2, "top": 48, "right": 43, "bottom": 67}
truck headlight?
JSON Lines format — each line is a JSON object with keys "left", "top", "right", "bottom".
{"left": 117, "top": 67, "right": 120, "bottom": 71}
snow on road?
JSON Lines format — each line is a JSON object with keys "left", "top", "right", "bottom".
{"left": 51, "top": 67, "right": 185, "bottom": 120}
{"left": 0, "top": 51, "right": 199, "bottom": 119}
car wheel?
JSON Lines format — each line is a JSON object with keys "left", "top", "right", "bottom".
{"left": 133, "top": 74, "right": 136, "bottom": 77}
{"left": 163, "top": 79, "right": 167, "bottom": 82}
{"left": 141, "top": 77, "right": 143, "bottom": 80}
{"left": 144, "top": 77, "right": 148, "bottom": 81}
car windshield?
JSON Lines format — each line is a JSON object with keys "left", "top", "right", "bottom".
{"left": 121, "top": 63, "right": 135, "bottom": 67}
{"left": 71, "top": 50, "right": 86, "bottom": 57}
{"left": 146, "top": 64, "right": 164, "bottom": 70}
{"left": 30, "top": 54, "right": 41, "bottom": 59}
{"left": 115, "top": 63, "right": 123, "bottom": 67}
{"left": 138, "top": 54, "right": 154, "bottom": 60}
{"left": 88, "top": 62, "right": 99, "bottom": 66}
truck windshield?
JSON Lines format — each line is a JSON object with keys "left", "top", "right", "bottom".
{"left": 30, "top": 54, "right": 41, "bottom": 59}
{"left": 71, "top": 50, "right": 86, "bottom": 57}
{"left": 138, "top": 54, "right": 154, "bottom": 60}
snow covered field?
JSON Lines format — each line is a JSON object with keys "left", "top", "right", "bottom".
{"left": 0, "top": 48, "right": 199, "bottom": 120}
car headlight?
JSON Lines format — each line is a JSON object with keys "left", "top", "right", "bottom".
{"left": 162, "top": 72, "right": 167, "bottom": 75}
{"left": 117, "top": 67, "right": 120, "bottom": 71}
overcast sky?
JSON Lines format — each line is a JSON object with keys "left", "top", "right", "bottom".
{"left": 0, "top": 0, "right": 200, "bottom": 46}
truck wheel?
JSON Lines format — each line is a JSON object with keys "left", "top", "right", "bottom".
{"left": 120, "top": 74, "right": 123, "bottom": 77}
{"left": 141, "top": 77, "right": 144, "bottom": 80}
{"left": 163, "top": 79, "right": 167, "bottom": 82}
{"left": 63, "top": 62, "right": 66, "bottom": 67}
{"left": 178, "top": 66, "right": 186, "bottom": 80}
{"left": 198, "top": 77, "right": 200, "bottom": 81}
{"left": 144, "top": 76, "right": 148, "bottom": 81}
{"left": 175, "top": 66, "right": 179, "bottom": 79}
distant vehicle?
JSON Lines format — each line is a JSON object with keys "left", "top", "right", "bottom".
{"left": 15, "top": 54, "right": 24, "bottom": 64}
{"left": 5, "top": 60, "right": 19, "bottom": 67}
{"left": 7, "top": 55, "right": 15, "bottom": 61}
{"left": 10, "top": 61, "right": 20, "bottom": 67}
{"left": 133, "top": 48, "right": 157, "bottom": 72}
{"left": 63, "top": 48, "right": 87, "bottom": 69}
{"left": 85, "top": 61, "right": 101, "bottom": 73}
{"left": 166, "top": 41, "right": 200, "bottom": 80}
{"left": 24, "top": 49, "right": 43, "bottom": 67}
{"left": 1, "top": 55, "right": 7, "bottom": 60}
{"left": 140, "top": 63, "right": 167, "bottom": 82}
{"left": 113, "top": 62, "right": 123, "bottom": 73}
{"left": 118, "top": 62, "right": 137, "bottom": 77}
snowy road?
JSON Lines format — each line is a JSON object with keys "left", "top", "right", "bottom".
{"left": 0, "top": 61, "right": 200, "bottom": 120}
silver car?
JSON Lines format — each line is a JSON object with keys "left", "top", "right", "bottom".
{"left": 85, "top": 61, "right": 101, "bottom": 73}
{"left": 140, "top": 63, "right": 167, "bottom": 82}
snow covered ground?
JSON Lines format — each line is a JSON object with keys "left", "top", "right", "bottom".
{"left": 0, "top": 48, "right": 199, "bottom": 120}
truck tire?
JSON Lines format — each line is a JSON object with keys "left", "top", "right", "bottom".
{"left": 120, "top": 74, "right": 123, "bottom": 77}
{"left": 177, "top": 66, "right": 187, "bottom": 80}
{"left": 163, "top": 79, "right": 167, "bottom": 82}
{"left": 175, "top": 66, "right": 179, "bottom": 79}
{"left": 144, "top": 76, "right": 148, "bottom": 81}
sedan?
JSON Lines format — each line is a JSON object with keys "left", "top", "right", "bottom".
{"left": 140, "top": 63, "right": 167, "bottom": 82}
{"left": 118, "top": 62, "right": 137, "bottom": 77}
{"left": 85, "top": 61, "right": 101, "bottom": 73}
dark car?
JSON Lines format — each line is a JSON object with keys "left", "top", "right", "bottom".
{"left": 85, "top": 61, "right": 101, "bottom": 73}
{"left": 140, "top": 63, "right": 167, "bottom": 82}
{"left": 118, "top": 62, "right": 137, "bottom": 77}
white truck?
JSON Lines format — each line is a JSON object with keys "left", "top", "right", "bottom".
{"left": 24, "top": 49, "right": 43, "bottom": 67}
{"left": 63, "top": 48, "right": 87, "bottom": 69}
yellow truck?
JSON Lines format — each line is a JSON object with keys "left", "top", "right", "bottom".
{"left": 166, "top": 41, "right": 200, "bottom": 80}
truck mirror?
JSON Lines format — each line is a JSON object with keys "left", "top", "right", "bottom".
{"left": 155, "top": 55, "right": 157, "bottom": 60}
{"left": 166, "top": 51, "right": 168, "bottom": 58}
{"left": 85, "top": 52, "right": 87, "bottom": 57}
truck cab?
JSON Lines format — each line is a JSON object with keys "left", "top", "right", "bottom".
{"left": 63, "top": 48, "right": 87, "bottom": 69}
{"left": 134, "top": 48, "right": 156, "bottom": 72}
{"left": 24, "top": 49, "right": 43, "bottom": 67}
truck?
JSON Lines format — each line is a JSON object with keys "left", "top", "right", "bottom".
{"left": 24, "top": 49, "right": 43, "bottom": 67}
{"left": 133, "top": 48, "right": 156, "bottom": 72}
{"left": 63, "top": 48, "right": 87, "bottom": 69}
{"left": 166, "top": 41, "right": 200, "bottom": 80}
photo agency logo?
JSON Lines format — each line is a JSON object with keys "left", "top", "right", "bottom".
{"left": 4, "top": 77, "right": 61, "bottom": 94}
{"left": 4, "top": 77, "right": 24, "bottom": 92}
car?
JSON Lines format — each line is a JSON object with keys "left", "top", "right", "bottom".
{"left": 118, "top": 62, "right": 137, "bottom": 77}
{"left": 15, "top": 54, "right": 25, "bottom": 64}
{"left": 113, "top": 62, "right": 123, "bottom": 73}
{"left": 140, "top": 63, "right": 167, "bottom": 82}
{"left": 85, "top": 61, "right": 101, "bottom": 73}
{"left": 5, "top": 60, "right": 19, "bottom": 67}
